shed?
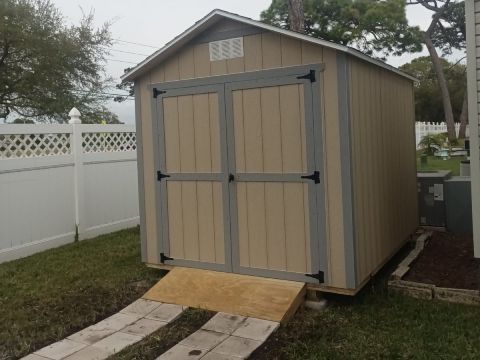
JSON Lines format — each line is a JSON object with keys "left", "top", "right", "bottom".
{"left": 122, "top": 9, "right": 418, "bottom": 295}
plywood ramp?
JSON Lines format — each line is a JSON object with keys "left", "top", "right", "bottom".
{"left": 143, "top": 267, "right": 306, "bottom": 324}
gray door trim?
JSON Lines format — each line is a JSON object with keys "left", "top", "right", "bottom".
{"left": 150, "top": 63, "right": 325, "bottom": 91}
{"left": 235, "top": 173, "right": 314, "bottom": 182}
{"left": 153, "top": 83, "right": 232, "bottom": 272}
{"left": 337, "top": 53, "right": 357, "bottom": 289}
{"left": 167, "top": 173, "right": 224, "bottom": 181}
{"left": 225, "top": 68, "right": 326, "bottom": 283}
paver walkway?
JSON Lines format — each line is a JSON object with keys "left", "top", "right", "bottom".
{"left": 21, "top": 299, "right": 186, "bottom": 360}
{"left": 157, "top": 312, "right": 279, "bottom": 360}
{"left": 21, "top": 301, "right": 279, "bottom": 360}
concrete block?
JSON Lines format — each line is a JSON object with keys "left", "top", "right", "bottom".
{"left": 179, "top": 329, "right": 228, "bottom": 351}
{"left": 211, "top": 336, "right": 261, "bottom": 359}
{"left": 34, "top": 339, "right": 87, "bottom": 360}
{"left": 63, "top": 346, "right": 110, "bottom": 360}
{"left": 390, "top": 266, "right": 410, "bottom": 280}
{"left": 121, "top": 318, "right": 168, "bottom": 338}
{"left": 145, "top": 303, "right": 184, "bottom": 323}
{"left": 156, "top": 345, "right": 206, "bottom": 360}
{"left": 434, "top": 287, "right": 480, "bottom": 305}
{"left": 68, "top": 313, "right": 140, "bottom": 345}
{"left": 120, "top": 299, "right": 162, "bottom": 317}
{"left": 91, "top": 332, "right": 141, "bottom": 355}
{"left": 231, "top": 318, "right": 279, "bottom": 342}
{"left": 202, "top": 313, "right": 246, "bottom": 335}
{"left": 388, "top": 280, "right": 434, "bottom": 300}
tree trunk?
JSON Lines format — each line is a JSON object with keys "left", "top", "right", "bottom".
{"left": 458, "top": 93, "right": 468, "bottom": 139}
{"left": 287, "top": 0, "right": 304, "bottom": 33}
{"left": 424, "top": 34, "right": 457, "bottom": 141}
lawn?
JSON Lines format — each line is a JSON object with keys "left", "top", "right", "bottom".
{"left": 3, "top": 228, "right": 480, "bottom": 359}
{"left": 417, "top": 154, "right": 466, "bottom": 176}
{"left": 0, "top": 227, "right": 162, "bottom": 359}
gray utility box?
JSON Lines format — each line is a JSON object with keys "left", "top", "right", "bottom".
{"left": 445, "top": 177, "right": 472, "bottom": 234}
{"left": 417, "top": 170, "right": 452, "bottom": 227}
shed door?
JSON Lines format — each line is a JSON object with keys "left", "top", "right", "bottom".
{"left": 155, "top": 84, "right": 231, "bottom": 272}
{"left": 226, "top": 75, "right": 323, "bottom": 283}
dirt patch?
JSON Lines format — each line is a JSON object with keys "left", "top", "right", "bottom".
{"left": 404, "top": 232, "right": 480, "bottom": 290}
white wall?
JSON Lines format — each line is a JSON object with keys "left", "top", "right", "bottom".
{"left": 0, "top": 121, "right": 138, "bottom": 263}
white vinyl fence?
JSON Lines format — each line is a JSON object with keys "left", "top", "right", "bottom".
{"left": 415, "top": 122, "right": 470, "bottom": 148}
{"left": 0, "top": 108, "right": 139, "bottom": 263}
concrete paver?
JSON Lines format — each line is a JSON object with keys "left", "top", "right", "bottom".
{"left": 145, "top": 303, "right": 184, "bottom": 323}
{"left": 210, "top": 336, "right": 262, "bottom": 359}
{"left": 91, "top": 332, "right": 142, "bottom": 355}
{"left": 121, "top": 318, "right": 168, "bottom": 338}
{"left": 231, "top": 317, "right": 279, "bottom": 341}
{"left": 156, "top": 345, "right": 207, "bottom": 360}
{"left": 63, "top": 346, "right": 110, "bottom": 360}
{"left": 67, "top": 313, "right": 140, "bottom": 345}
{"left": 179, "top": 329, "right": 228, "bottom": 351}
{"left": 120, "top": 299, "right": 162, "bottom": 317}
{"left": 34, "top": 339, "right": 86, "bottom": 360}
{"left": 202, "top": 313, "right": 246, "bottom": 335}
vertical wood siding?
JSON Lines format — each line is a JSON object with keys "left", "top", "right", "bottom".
{"left": 138, "top": 19, "right": 347, "bottom": 287}
{"left": 348, "top": 58, "right": 418, "bottom": 284}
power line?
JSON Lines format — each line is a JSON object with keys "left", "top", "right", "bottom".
{"left": 106, "top": 58, "right": 138, "bottom": 65}
{"left": 104, "top": 47, "right": 151, "bottom": 57}
{"left": 113, "top": 38, "right": 160, "bottom": 49}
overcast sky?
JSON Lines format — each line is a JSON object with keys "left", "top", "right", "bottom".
{"left": 51, "top": 0, "right": 454, "bottom": 124}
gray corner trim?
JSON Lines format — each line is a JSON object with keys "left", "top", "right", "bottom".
{"left": 150, "top": 63, "right": 325, "bottom": 91}
{"left": 134, "top": 82, "right": 148, "bottom": 262}
{"left": 466, "top": 0, "right": 480, "bottom": 257}
{"left": 191, "top": 26, "right": 264, "bottom": 45}
{"left": 337, "top": 53, "right": 357, "bottom": 289}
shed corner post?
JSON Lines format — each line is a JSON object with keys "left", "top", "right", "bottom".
{"left": 134, "top": 81, "right": 148, "bottom": 262}
{"left": 336, "top": 52, "right": 357, "bottom": 289}
{"left": 466, "top": 0, "right": 480, "bottom": 258}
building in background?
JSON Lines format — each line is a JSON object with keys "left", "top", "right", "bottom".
{"left": 466, "top": 0, "right": 480, "bottom": 256}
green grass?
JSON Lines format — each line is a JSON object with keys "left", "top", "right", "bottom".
{"left": 251, "top": 291, "right": 480, "bottom": 359}
{"left": 3, "top": 228, "right": 480, "bottom": 359}
{"left": 417, "top": 154, "right": 466, "bottom": 176}
{"left": 0, "top": 227, "right": 162, "bottom": 360}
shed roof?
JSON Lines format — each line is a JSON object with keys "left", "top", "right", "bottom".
{"left": 121, "top": 9, "right": 417, "bottom": 82}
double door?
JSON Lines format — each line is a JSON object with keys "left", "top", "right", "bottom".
{"left": 153, "top": 65, "right": 326, "bottom": 283}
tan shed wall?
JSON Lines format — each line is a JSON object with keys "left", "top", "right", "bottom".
{"left": 137, "top": 20, "right": 348, "bottom": 288}
{"left": 348, "top": 57, "right": 418, "bottom": 285}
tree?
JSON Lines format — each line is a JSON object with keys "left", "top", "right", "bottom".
{"left": 261, "top": 0, "right": 423, "bottom": 60}
{"left": 400, "top": 56, "right": 466, "bottom": 124}
{"left": 0, "top": 0, "right": 117, "bottom": 123}
{"left": 407, "top": 0, "right": 467, "bottom": 140}
{"left": 287, "top": 0, "right": 304, "bottom": 33}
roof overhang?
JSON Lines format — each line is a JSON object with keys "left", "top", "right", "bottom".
{"left": 121, "top": 9, "right": 417, "bottom": 83}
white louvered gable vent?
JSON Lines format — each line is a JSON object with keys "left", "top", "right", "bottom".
{"left": 209, "top": 37, "right": 244, "bottom": 61}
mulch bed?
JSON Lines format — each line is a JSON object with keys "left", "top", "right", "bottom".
{"left": 404, "top": 232, "right": 480, "bottom": 290}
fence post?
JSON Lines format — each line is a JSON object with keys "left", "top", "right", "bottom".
{"left": 69, "top": 107, "right": 85, "bottom": 241}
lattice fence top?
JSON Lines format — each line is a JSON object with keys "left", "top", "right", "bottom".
{"left": 82, "top": 132, "right": 136, "bottom": 153}
{"left": 0, "top": 133, "right": 71, "bottom": 159}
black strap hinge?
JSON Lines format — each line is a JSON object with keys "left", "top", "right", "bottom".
{"left": 153, "top": 88, "right": 166, "bottom": 98}
{"left": 160, "top": 252, "right": 174, "bottom": 263}
{"left": 157, "top": 171, "right": 170, "bottom": 181}
{"left": 297, "top": 69, "right": 316, "bottom": 83}
{"left": 306, "top": 271, "right": 324, "bottom": 283}
{"left": 301, "top": 170, "right": 320, "bottom": 184}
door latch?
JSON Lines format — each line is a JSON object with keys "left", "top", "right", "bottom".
{"left": 301, "top": 171, "right": 320, "bottom": 184}
{"left": 157, "top": 171, "right": 170, "bottom": 181}
{"left": 228, "top": 174, "right": 235, "bottom": 183}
